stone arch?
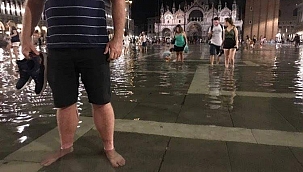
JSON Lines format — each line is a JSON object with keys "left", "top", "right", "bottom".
{"left": 186, "top": 22, "right": 203, "bottom": 43}
{"left": 162, "top": 28, "right": 172, "bottom": 37}
{"left": 189, "top": 10, "right": 204, "bottom": 22}
{"left": 186, "top": 6, "right": 205, "bottom": 23}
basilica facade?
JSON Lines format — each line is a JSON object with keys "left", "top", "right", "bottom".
{"left": 155, "top": 0, "right": 243, "bottom": 42}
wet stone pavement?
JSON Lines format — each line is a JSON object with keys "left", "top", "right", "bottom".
{"left": 1, "top": 44, "right": 303, "bottom": 171}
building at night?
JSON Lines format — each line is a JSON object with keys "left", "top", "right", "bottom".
{"left": 278, "top": 0, "right": 302, "bottom": 41}
{"left": 105, "top": 0, "right": 134, "bottom": 37}
{"left": 155, "top": 0, "right": 243, "bottom": 42}
{"left": 0, "top": 0, "right": 28, "bottom": 32}
{"left": 243, "top": 0, "right": 280, "bottom": 41}
{"left": 296, "top": 2, "right": 303, "bottom": 38}
{"left": 0, "top": 0, "right": 134, "bottom": 38}
{"left": 147, "top": 16, "right": 159, "bottom": 38}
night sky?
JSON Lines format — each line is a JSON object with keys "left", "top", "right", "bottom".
{"left": 131, "top": 0, "right": 246, "bottom": 25}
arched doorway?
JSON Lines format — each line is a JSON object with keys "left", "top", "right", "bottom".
{"left": 162, "top": 28, "right": 172, "bottom": 42}
{"left": 187, "top": 23, "right": 202, "bottom": 44}
{"left": 189, "top": 10, "right": 204, "bottom": 22}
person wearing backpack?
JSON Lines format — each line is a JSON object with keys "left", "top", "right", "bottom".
{"left": 208, "top": 17, "right": 224, "bottom": 66}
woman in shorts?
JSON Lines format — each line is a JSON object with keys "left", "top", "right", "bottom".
{"left": 222, "top": 18, "right": 239, "bottom": 68}
{"left": 173, "top": 24, "right": 187, "bottom": 62}
{"left": 7, "top": 20, "right": 20, "bottom": 59}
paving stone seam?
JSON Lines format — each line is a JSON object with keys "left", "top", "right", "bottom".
{"left": 288, "top": 147, "right": 303, "bottom": 169}
{"left": 271, "top": 104, "right": 298, "bottom": 132}
{"left": 225, "top": 142, "right": 233, "bottom": 172}
{"left": 157, "top": 138, "right": 172, "bottom": 172}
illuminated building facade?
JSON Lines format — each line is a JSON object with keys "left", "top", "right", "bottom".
{"left": 243, "top": 0, "right": 280, "bottom": 41}
{"left": 155, "top": 0, "right": 243, "bottom": 42}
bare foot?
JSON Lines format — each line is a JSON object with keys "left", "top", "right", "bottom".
{"left": 105, "top": 149, "right": 125, "bottom": 168}
{"left": 41, "top": 147, "right": 74, "bottom": 166}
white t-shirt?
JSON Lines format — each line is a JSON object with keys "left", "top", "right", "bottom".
{"left": 208, "top": 25, "right": 224, "bottom": 46}
{"left": 141, "top": 35, "right": 147, "bottom": 42}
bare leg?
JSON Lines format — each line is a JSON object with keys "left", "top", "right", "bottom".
{"left": 92, "top": 103, "right": 125, "bottom": 168}
{"left": 216, "top": 55, "right": 220, "bottom": 64}
{"left": 13, "top": 46, "right": 19, "bottom": 60}
{"left": 180, "top": 52, "right": 184, "bottom": 63}
{"left": 230, "top": 48, "right": 236, "bottom": 67}
{"left": 7, "top": 44, "right": 13, "bottom": 60}
{"left": 41, "top": 104, "right": 78, "bottom": 166}
{"left": 224, "top": 49, "right": 230, "bottom": 68}
{"left": 210, "top": 55, "right": 214, "bottom": 66}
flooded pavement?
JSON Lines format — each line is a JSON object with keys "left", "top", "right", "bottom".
{"left": 1, "top": 44, "right": 303, "bottom": 171}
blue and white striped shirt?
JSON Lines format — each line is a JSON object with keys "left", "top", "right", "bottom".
{"left": 45, "top": 0, "right": 109, "bottom": 48}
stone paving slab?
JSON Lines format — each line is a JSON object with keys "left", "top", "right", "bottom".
{"left": 252, "top": 129, "right": 303, "bottom": 148}
{"left": 271, "top": 98, "right": 303, "bottom": 131}
{"left": 227, "top": 142, "right": 303, "bottom": 172}
{"left": 39, "top": 131, "right": 169, "bottom": 172}
{"left": 160, "top": 138, "right": 231, "bottom": 172}
{"left": 141, "top": 92, "right": 186, "bottom": 105}
{"left": 184, "top": 94, "right": 230, "bottom": 108}
{"left": 113, "top": 120, "right": 257, "bottom": 144}
{"left": 290, "top": 147, "right": 303, "bottom": 166}
{"left": 111, "top": 101, "right": 138, "bottom": 119}
{"left": 230, "top": 97, "right": 296, "bottom": 132}
{"left": 0, "top": 161, "right": 41, "bottom": 172}
{"left": 0, "top": 117, "right": 57, "bottom": 160}
{"left": 124, "top": 103, "right": 181, "bottom": 123}
{"left": 177, "top": 105, "right": 233, "bottom": 127}
{"left": 4, "top": 117, "right": 94, "bottom": 163}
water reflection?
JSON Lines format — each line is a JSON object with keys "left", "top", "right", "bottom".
{"left": 208, "top": 66, "right": 236, "bottom": 110}
{"left": 0, "top": 44, "right": 302, "bottom": 155}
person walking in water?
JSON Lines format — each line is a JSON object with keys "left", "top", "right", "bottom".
{"left": 7, "top": 20, "right": 20, "bottom": 59}
{"left": 208, "top": 17, "right": 224, "bottom": 66}
{"left": 173, "top": 24, "right": 187, "bottom": 62}
{"left": 21, "top": 0, "right": 126, "bottom": 167}
{"left": 222, "top": 18, "right": 239, "bottom": 68}
{"left": 140, "top": 32, "right": 147, "bottom": 53}
{"left": 294, "top": 34, "right": 300, "bottom": 48}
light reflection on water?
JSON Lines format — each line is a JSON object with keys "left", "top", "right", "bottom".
{"left": 0, "top": 45, "right": 302, "bottom": 150}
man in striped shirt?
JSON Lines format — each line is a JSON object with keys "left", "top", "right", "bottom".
{"left": 21, "top": 0, "right": 126, "bottom": 168}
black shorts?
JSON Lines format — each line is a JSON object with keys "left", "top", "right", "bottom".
{"left": 209, "top": 44, "right": 221, "bottom": 55}
{"left": 47, "top": 48, "right": 111, "bottom": 108}
{"left": 142, "top": 42, "right": 147, "bottom": 47}
{"left": 223, "top": 39, "right": 236, "bottom": 49}
{"left": 174, "top": 45, "right": 185, "bottom": 52}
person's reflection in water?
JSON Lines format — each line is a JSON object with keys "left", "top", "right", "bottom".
{"left": 208, "top": 66, "right": 221, "bottom": 109}
{"left": 222, "top": 67, "right": 236, "bottom": 110}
